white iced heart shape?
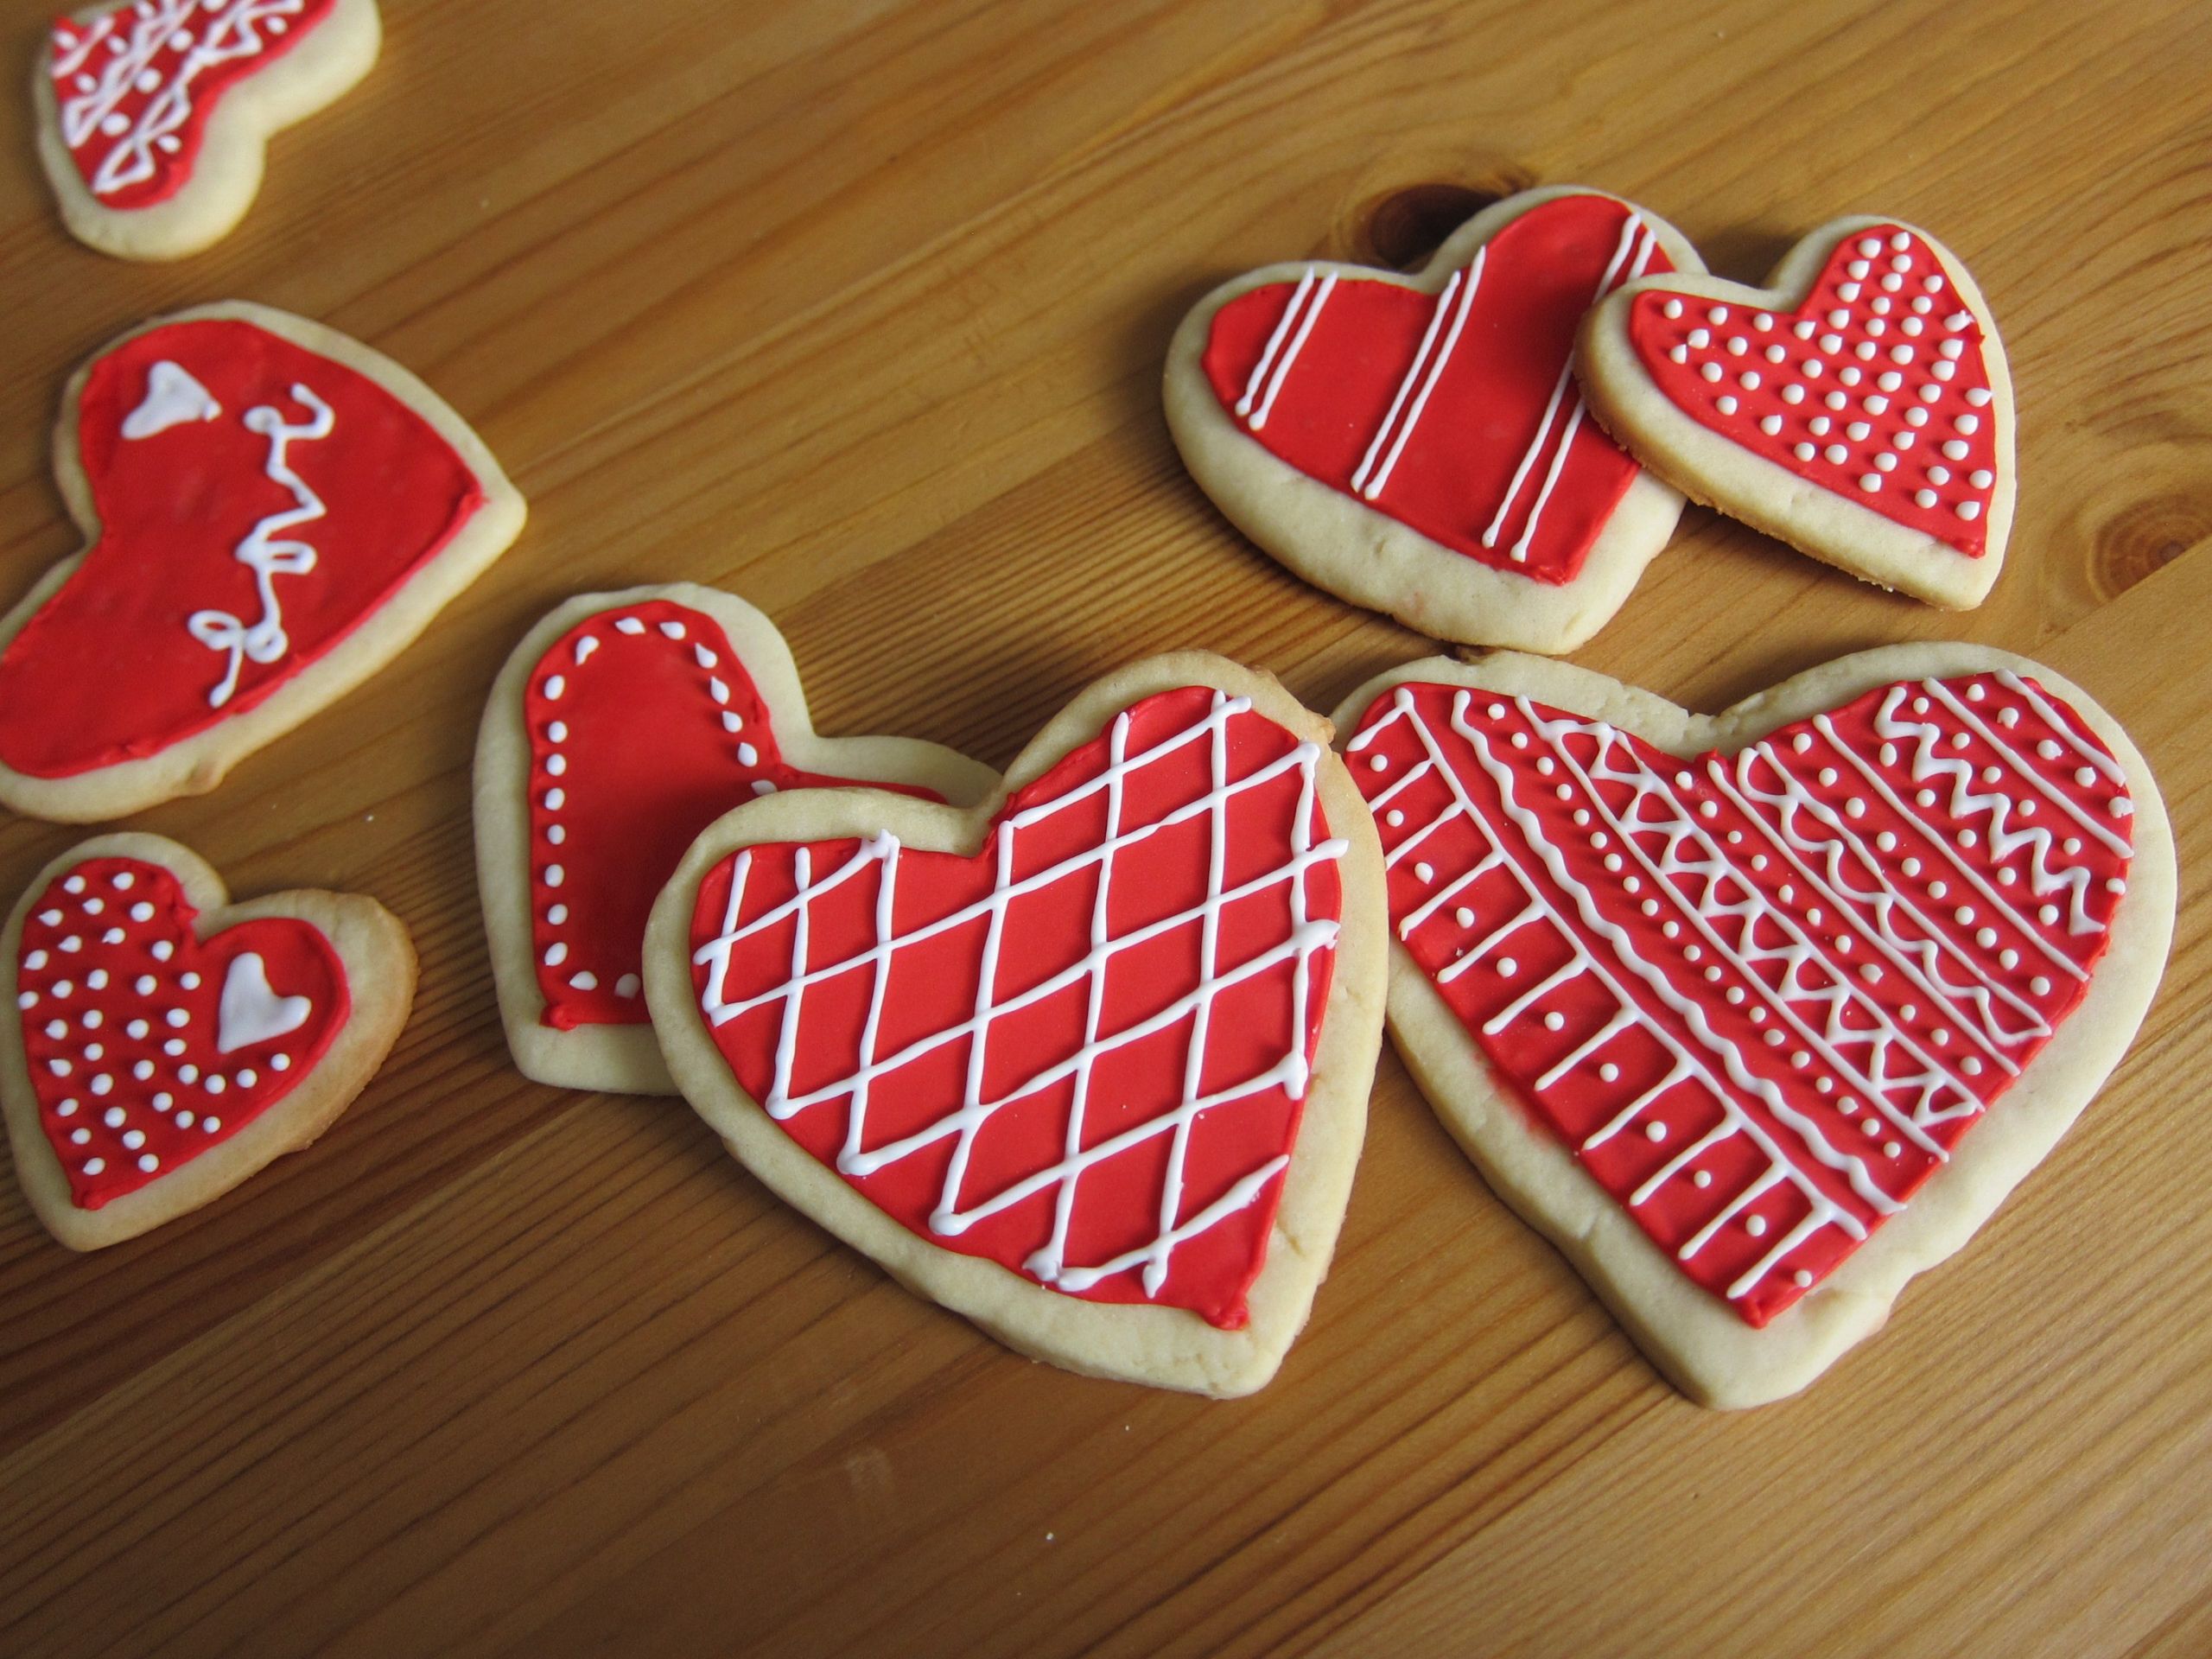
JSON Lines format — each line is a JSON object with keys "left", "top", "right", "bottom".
{"left": 217, "top": 950, "right": 312, "bottom": 1054}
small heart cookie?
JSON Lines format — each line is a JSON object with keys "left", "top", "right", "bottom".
{"left": 1165, "top": 187, "right": 1705, "bottom": 653}
{"left": 1334, "top": 647, "right": 2171, "bottom": 1406}
{"left": 645, "top": 653, "right": 1387, "bottom": 1396}
{"left": 474, "top": 585, "right": 998, "bottom": 1096}
{"left": 1576, "top": 218, "right": 2014, "bottom": 607}
{"left": 36, "top": 0, "right": 384, "bottom": 261}
{"left": 1, "top": 833, "right": 416, "bottom": 1249}
{"left": 0, "top": 302, "right": 525, "bottom": 823}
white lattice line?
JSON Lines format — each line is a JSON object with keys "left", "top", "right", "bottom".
{"left": 1552, "top": 720, "right": 1960, "bottom": 1159}
{"left": 56, "top": 2, "right": 312, "bottom": 199}
{"left": 695, "top": 690, "right": 1348, "bottom": 1300}
{"left": 1353, "top": 690, "right": 1874, "bottom": 1300}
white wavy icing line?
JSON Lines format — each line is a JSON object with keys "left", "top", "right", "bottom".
{"left": 54, "top": 0, "right": 312, "bottom": 200}
{"left": 185, "top": 381, "right": 333, "bottom": 709}
{"left": 694, "top": 690, "right": 1347, "bottom": 1301}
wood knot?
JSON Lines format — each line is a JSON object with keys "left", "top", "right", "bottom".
{"left": 2090, "top": 495, "right": 2207, "bottom": 600}
{"left": 1356, "top": 170, "right": 1536, "bottom": 270}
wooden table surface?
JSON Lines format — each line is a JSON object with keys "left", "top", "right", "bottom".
{"left": 2, "top": 1, "right": 2208, "bottom": 1654}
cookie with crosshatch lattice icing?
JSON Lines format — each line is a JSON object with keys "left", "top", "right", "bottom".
{"left": 36, "top": 0, "right": 383, "bottom": 261}
{"left": 1574, "top": 216, "right": 2015, "bottom": 607}
{"left": 474, "top": 585, "right": 998, "bottom": 1096}
{"left": 645, "top": 652, "right": 1387, "bottom": 1395}
{"left": 1163, "top": 186, "right": 1706, "bottom": 654}
{"left": 1, "top": 832, "right": 414, "bottom": 1249}
{"left": 1333, "top": 646, "right": 2171, "bottom": 1407}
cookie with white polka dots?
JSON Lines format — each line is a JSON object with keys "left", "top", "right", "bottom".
{"left": 1574, "top": 219, "right": 2014, "bottom": 608}
{"left": 1332, "top": 644, "right": 2171, "bottom": 1407}
{"left": 0, "top": 832, "right": 414, "bottom": 1249}
{"left": 474, "top": 585, "right": 997, "bottom": 1096}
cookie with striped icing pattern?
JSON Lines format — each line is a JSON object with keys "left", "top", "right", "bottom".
{"left": 1164, "top": 186, "right": 1706, "bottom": 654}
{"left": 1334, "top": 645, "right": 2171, "bottom": 1407}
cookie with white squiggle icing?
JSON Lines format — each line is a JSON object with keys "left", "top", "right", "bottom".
{"left": 644, "top": 652, "right": 1388, "bottom": 1396}
{"left": 0, "top": 301, "right": 525, "bottom": 823}
{"left": 1334, "top": 645, "right": 2171, "bottom": 1408}
{"left": 35, "top": 0, "right": 382, "bottom": 261}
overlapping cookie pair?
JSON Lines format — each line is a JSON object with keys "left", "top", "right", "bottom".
{"left": 1166, "top": 186, "right": 2017, "bottom": 651}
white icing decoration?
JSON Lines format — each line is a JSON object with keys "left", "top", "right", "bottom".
{"left": 215, "top": 950, "right": 311, "bottom": 1053}
{"left": 54, "top": 3, "right": 316, "bottom": 197}
{"left": 186, "top": 382, "right": 334, "bottom": 709}
{"left": 121, "top": 359, "right": 220, "bottom": 439}
{"left": 694, "top": 689, "right": 1346, "bottom": 1300}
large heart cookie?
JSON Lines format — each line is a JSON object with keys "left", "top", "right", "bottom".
{"left": 0, "top": 302, "right": 526, "bottom": 823}
{"left": 1576, "top": 217, "right": 2014, "bottom": 608}
{"left": 645, "top": 653, "right": 1386, "bottom": 1395}
{"left": 1335, "top": 648, "right": 2171, "bottom": 1407}
{"left": 475, "top": 585, "right": 998, "bottom": 1095}
{"left": 1164, "top": 187, "right": 1705, "bottom": 652}
{"left": 1, "top": 832, "right": 415, "bottom": 1249}
{"left": 36, "top": 0, "right": 383, "bottom": 261}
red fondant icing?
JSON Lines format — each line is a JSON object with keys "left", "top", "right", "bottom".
{"left": 685, "top": 685, "right": 1344, "bottom": 1329}
{"left": 1350, "top": 672, "right": 2130, "bottom": 1325}
{"left": 1626, "top": 226, "right": 1999, "bottom": 556}
{"left": 16, "top": 855, "right": 350, "bottom": 1211}
{"left": 48, "top": 0, "right": 340, "bottom": 211}
{"left": 1200, "top": 192, "right": 1675, "bottom": 585}
{"left": 0, "top": 318, "right": 486, "bottom": 779}
{"left": 524, "top": 599, "right": 945, "bottom": 1032}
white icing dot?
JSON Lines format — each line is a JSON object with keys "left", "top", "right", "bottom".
{"left": 1543, "top": 1011, "right": 1565, "bottom": 1032}
{"left": 206, "top": 1075, "right": 227, "bottom": 1096}
{"left": 1694, "top": 1170, "right": 1713, "bottom": 1188}
{"left": 1760, "top": 414, "right": 1783, "bottom": 435}
{"left": 1957, "top": 501, "right": 1982, "bottom": 521}
{"left": 1716, "top": 395, "right": 1738, "bottom": 416}
{"left": 545, "top": 865, "right": 565, "bottom": 888}
{"left": 1599, "top": 1063, "right": 1619, "bottom": 1083}
{"left": 1746, "top": 1215, "right": 1769, "bottom": 1237}
{"left": 272, "top": 1053, "right": 292, "bottom": 1072}
{"left": 1497, "top": 958, "right": 1518, "bottom": 978}
{"left": 204, "top": 1118, "right": 222, "bottom": 1134}
{"left": 544, "top": 942, "right": 569, "bottom": 968}
{"left": 1700, "top": 363, "right": 1723, "bottom": 383}
{"left": 1645, "top": 1122, "right": 1667, "bottom": 1143}
{"left": 1662, "top": 299, "right": 1683, "bottom": 320}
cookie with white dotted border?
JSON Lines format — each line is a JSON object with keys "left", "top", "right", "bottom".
{"left": 36, "top": 0, "right": 383, "bottom": 262}
{"left": 1574, "top": 217, "right": 2015, "bottom": 608}
{"left": 1332, "top": 645, "right": 2171, "bottom": 1407}
{"left": 474, "top": 585, "right": 998, "bottom": 1096}
{"left": 1, "top": 832, "right": 415, "bottom": 1249}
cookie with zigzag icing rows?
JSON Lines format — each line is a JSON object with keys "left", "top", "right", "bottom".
{"left": 36, "top": 0, "right": 383, "bottom": 261}
{"left": 0, "top": 302, "right": 525, "bottom": 823}
{"left": 1334, "top": 645, "right": 2171, "bottom": 1407}
{"left": 645, "top": 652, "right": 1388, "bottom": 1396}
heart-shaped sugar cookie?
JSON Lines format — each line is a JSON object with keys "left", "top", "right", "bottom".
{"left": 1335, "top": 648, "right": 2171, "bottom": 1406}
{"left": 36, "top": 0, "right": 384, "bottom": 261}
{"left": 0, "top": 302, "right": 525, "bottom": 823}
{"left": 1165, "top": 187, "right": 1705, "bottom": 652}
{"left": 1, "top": 832, "right": 415, "bottom": 1249}
{"left": 475, "top": 586, "right": 997, "bottom": 1095}
{"left": 1575, "top": 217, "right": 2014, "bottom": 607}
{"left": 646, "top": 653, "right": 1387, "bottom": 1396}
